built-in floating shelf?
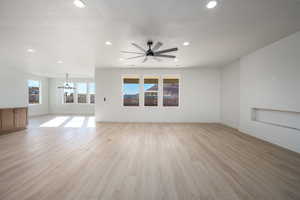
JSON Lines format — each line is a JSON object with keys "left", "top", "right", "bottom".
{"left": 252, "top": 108, "right": 300, "bottom": 131}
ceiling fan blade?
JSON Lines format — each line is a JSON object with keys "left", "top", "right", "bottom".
{"left": 126, "top": 55, "right": 145, "bottom": 60}
{"left": 155, "top": 55, "right": 176, "bottom": 59}
{"left": 153, "top": 57, "right": 162, "bottom": 62}
{"left": 131, "top": 43, "right": 146, "bottom": 53}
{"left": 142, "top": 57, "right": 148, "bottom": 63}
{"left": 121, "top": 51, "right": 145, "bottom": 55}
{"left": 155, "top": 47, "right": 178, "bottom": 55}
{"left": 152, "top": 42, "right": 163, "bottom": 51}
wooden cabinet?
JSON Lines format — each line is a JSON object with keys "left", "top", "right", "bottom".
{"left": 14, "top": 108, "right": 27, "bottom": 128}
{"left": 1, "top": 109, "right": 15, "bottom": 130}
{"left": 0, "top": 107, "right": 28, "bottom": 134}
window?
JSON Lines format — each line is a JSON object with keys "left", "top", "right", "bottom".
{"left": 89, "top": 83, "right": 95, "bottom": 104}
{"left": 121, "top": 76, "right": 180, "bottom": 107}
{"left": 64, "top": 82, "right": 75, "bottom": 104}
{"left": 28, "top": 80, "right": 41, "bottom": 104}
{"left": 163, "top": 78, "right": 179, "bottom": 107}
{"left": 61, "top": 81, "right": 95, "bottom": 104}
{"left": 144, "top": 78, "right": 158, "bottom": 107}
{"left": 77, "top": 83, "right": 87, "bottom": 104}
{"left": 123, "top": 78, "right": 140, "bottom": 106}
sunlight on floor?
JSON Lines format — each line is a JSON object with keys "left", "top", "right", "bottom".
{"left": 40, "top": 117, "right": 70, "bottom": 127}
{"left": 87, "top": 116, "right": 96, "bottom": 128}
{"left": 38, "top": 116, "right": 95, "bottom": 128}
{"left": 64, "top": 117, "right": 85, "bottom": 128}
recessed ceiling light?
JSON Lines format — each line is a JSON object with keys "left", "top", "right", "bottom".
{"left": 27, "top": 48, "right": 36, "bottom": 53}
{"left": 206, "top": 0, "right": 218, "bottom": 9}
{"left": 73, "top": 0, "right": 86, "bottom": 8}
{"left": 174, "top": 58, "right": 179, "bottom": 62}
{"left": 105, "top": 41, "right": 112, "bottom": 46}
{"left": 119, "top": 58, "right": 124, "bottom": 61}
{"left": 57, "top": 60, "right": 63, "bottom": 64}
{"left": 183, "top": 41, "right": 190, "bottom": 46}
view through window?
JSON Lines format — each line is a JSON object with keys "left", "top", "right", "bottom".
{"left": 144, "top": 78, "right": 158, "bottom": 106}
{"left": 89, "top": 83, "right": 95, "bottom": 104}
{"left": 62, "top": 82, "right": 95, "bottom": 104}
{"left": 123, "top": 78, "right": 140, "bottom": 106}
{"left": 28, "top": 80, "right": 41, "bottom": 104}
{"left": 64, "top": 82, "right": 75, "bottom": 103}
{"left": 77, "top": 83, "right": 87, "bottom": 103}
{"left": 163, "top": 78, "right": 179, "bottom": 107}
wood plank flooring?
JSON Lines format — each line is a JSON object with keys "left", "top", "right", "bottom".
{"left": 0, "top": 116, "right": 300, "bottom": 200}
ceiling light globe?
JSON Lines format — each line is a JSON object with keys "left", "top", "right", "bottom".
{"left": 105, "top": 41, "right": 112, "bottom": 46}
{"left": 206, "top": 0, "right": 218, "bottom": 9}
{"left": 183, "top": 42, "right": 190, "bottom": 46}
{"left": 27, "top": 48, "right": 36, "bottom": 53}
{"left": 74, "top": 0, "right": 86, "bottom": 8}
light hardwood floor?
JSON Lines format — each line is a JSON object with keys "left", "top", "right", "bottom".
{"left": 0, "top": 115, "right": 300, "bottom": 200}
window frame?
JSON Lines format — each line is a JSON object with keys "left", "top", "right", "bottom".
{"left": 121, "top": 75, "right": 141, "bottom": 107}
{"left": 28, "top": 79, "right": 42, "bottom": 105}
{"left": 63, "top": 82, "right": 76, "bottom": 104}
{"left": 162, "top": 76, "right": 180, "bottom": 108}
{"left": 143, "top": 76, "right": 160, "bottom": 108}
{"left": 76, "top": 82, "right": 88, "bottom": 104}
{"left": 88, "top": 82, "right": 96, "bottom": 104}
{"left": 120, "top": 75, "right": 181, "bottom": 108}
{"left": 61, "top": 81, "right": 95, "bottom": 105}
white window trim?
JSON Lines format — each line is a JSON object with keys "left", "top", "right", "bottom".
{"left": 88, "top": 82, "right": 96, "bottom": 104}
{"left": 143, "top": 75, "right": 160, "bottom": 108}
{"left": 63, "top": 81, "right": 76, "bottom": 104}
{"left": 162, "top": 75, "right": 181, "bottom": 108}
{"left": 28, "top": 79, "right": 42, "bottom": 105}
{"left": 77, "top": 82, "right": 88, "bottom": 104}
{"left": 121, "top": 75, "right": 181, "bottom": 108}
{"left": 121, "top": 75, "right": 141, "bottom": 107}
{"left": 62, "top": 81, "right": 95, "bottom": 105}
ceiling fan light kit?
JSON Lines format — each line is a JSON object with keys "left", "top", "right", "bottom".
{"left": 121, "top": 40, "right": 178, "bottom": 63}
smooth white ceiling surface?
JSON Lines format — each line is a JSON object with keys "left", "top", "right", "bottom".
{"left": 0, "top": 0, "right": 300, "bottom": 77}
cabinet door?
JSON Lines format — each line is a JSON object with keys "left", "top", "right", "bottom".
{"left": 14, "top": 108, "right": 27, "bottom": 128}
{"left": 1, "top": 109, "right": 15, "bottom": 130}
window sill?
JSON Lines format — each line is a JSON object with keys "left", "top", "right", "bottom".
{"left": 29, "top": 104, "right": 41, "bottom": 106}
{"left": 62, "top": 103, "right": 95, "bottom": 105}
{"left": 122, "top": 106, "right": 180, "bottom": 108}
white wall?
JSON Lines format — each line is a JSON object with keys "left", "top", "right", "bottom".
{"left": 0, "top": 67, "right": 27, "bottom": 108}
{"left": 0, "top": 67, "right": 49, "bottom": 116}
{"left": 0, "top": 68, "right": 93, "bottom": 116}
{"left": 220, "top": 60, "right": 240, "bottom": 129}
{"left": 95, "top": 68, "right": 220, "bottom": 123}
{"left": 239, "top": 31, "right": 300, "bottom": 153}
{"left": 49, "top": 78, "right": 94, "bottom": 115}
{"left": 219, "top": 31, "right": 300, "bottom": 153}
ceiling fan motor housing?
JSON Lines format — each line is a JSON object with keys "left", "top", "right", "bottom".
{"left": 146, "top": 40, "right": 154, "bottom": 56}
{"left": 123, "top": 41, "right": 178, "bottom": 61}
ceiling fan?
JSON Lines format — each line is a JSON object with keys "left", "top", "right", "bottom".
{"left": 57, "top": 73, "right": 76, "bottom": 90}
{"left": 121, "top": 41, "right": 178, "bottom": 63}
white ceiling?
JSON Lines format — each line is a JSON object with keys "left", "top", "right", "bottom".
{"left": 0, "top": 0, "right": 300, "bottom": 77}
